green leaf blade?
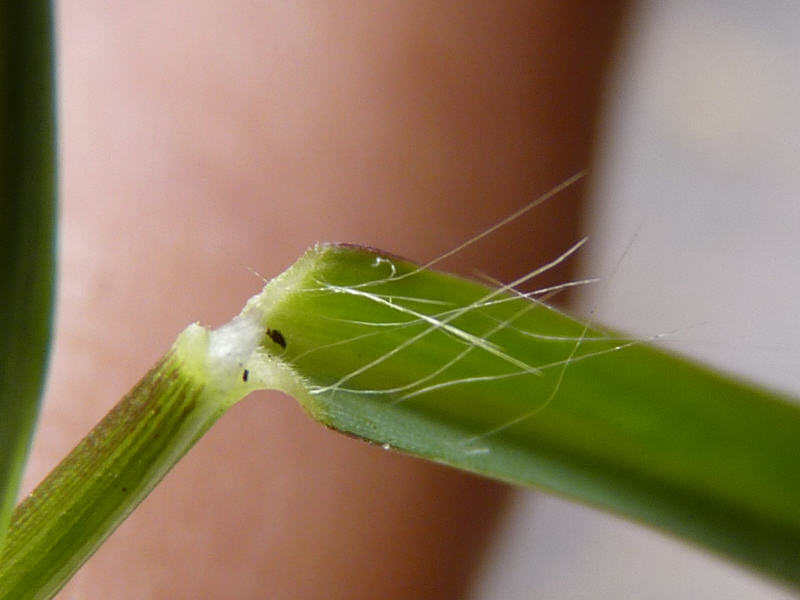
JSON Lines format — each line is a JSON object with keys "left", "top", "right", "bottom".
{"left": 255, "top": 243, "right": 800, "bottom": 587}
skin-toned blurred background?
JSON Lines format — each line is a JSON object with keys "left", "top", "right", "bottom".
{"left": 21, "top": 1, "right": 800, "bottom": 598}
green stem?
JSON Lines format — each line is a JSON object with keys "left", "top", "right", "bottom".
{"left": 0, "top": 326, "right": 232, "bottom": 600}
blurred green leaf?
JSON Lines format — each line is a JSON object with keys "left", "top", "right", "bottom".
{"left": 0, "top": 1, "right": 57, "bottom": 547}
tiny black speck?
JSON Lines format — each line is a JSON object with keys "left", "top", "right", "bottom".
{"left": 266, "top": 328, "right": 287, "bottom": 349}
{"left": 242, "top": 369, "right": 249, "bottom": 382}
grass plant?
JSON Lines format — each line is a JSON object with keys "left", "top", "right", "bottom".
{"left": 3, "top": 242, "right": 800, "bottom": 598}
{"left": 3, "top": 4, "right": 800, "bottom": 599}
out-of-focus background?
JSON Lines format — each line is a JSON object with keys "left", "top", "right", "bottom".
{"left": 31, "top": 0, "right": 800, "bottom": 597}
{"left": 474, "top": 2, "right": 800, "bottom": 598}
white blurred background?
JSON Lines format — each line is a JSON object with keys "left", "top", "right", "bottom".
{"left": 474, "top": 2, "right": 800, "bottom": 598}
